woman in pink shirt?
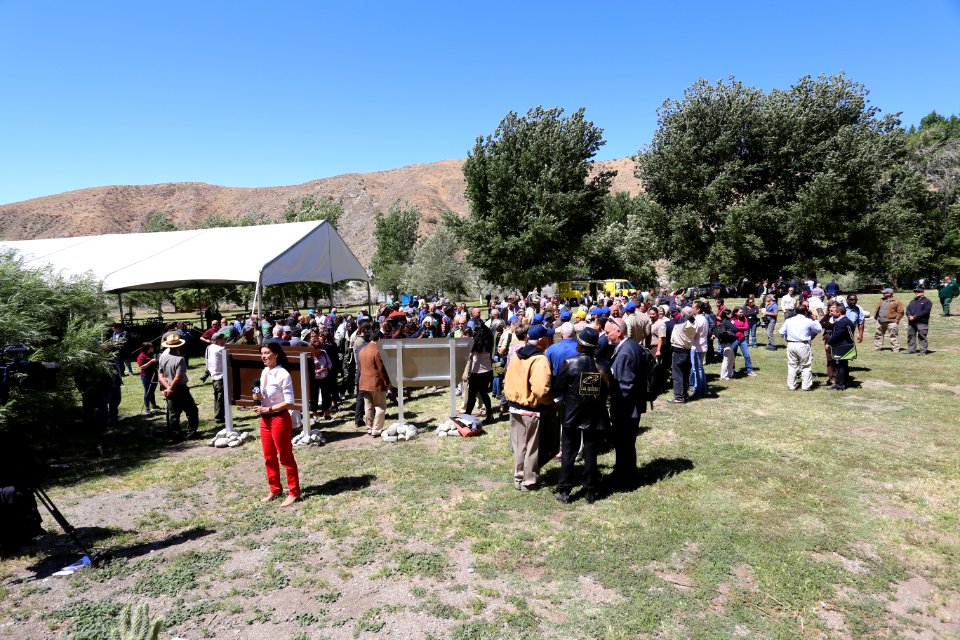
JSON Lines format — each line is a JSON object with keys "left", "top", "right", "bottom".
{"left": 731, "top": 307, "right": 756, "bottom": 376}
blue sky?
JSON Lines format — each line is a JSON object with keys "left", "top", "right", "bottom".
{"left": 1, "top": 1, "right": 958, "bottom": 204}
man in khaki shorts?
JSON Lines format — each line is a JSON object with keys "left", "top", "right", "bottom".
{"left": 873, "top": 288, "right": 904, "bottom": 352}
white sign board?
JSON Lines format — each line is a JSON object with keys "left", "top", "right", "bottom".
{"left": 378, "top": 338, "right": 473, "bottom": 421}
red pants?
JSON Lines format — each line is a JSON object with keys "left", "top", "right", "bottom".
{"left": 260, "top": 413, "right": 300, "bottom": 497}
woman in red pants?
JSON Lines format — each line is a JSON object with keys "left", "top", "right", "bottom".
{"left": 253, "top": 342, "right": 300, "bottom": 506}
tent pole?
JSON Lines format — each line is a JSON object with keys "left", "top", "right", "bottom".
{"left": 117, "top": 293, "right": 124, "bottom": 324}
{"left": 366, "top": 281, "right": 372, "bottom": 317}
{"left": 257, "top": 277, "right": 263, "bottom": 323}
{"left": 197, "top": 286, "right": 203, "bottom": 329}
{"left": 327, "top": 228, "right": 335, "bottom": 315}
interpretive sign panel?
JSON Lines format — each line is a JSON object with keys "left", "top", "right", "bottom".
{"left": 378, "top": 338, "right": 473, "bottom": 420}
{"left": 221, "top": 344, "right": 313, "bottom": 434}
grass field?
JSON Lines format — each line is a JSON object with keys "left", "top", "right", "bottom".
{"left": 2, "top": 294, "right": 959, "bottom": 639}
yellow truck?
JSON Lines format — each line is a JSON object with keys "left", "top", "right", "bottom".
{"left": 601, "top": 279, "right": 638, "bottom": 298}
{"left": 557, "top": 279, "right": 638, "bottom": 300}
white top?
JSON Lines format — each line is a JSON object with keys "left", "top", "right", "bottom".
{"left": 781, "top": 294, "right": 798, "bottom": 311}
{"left": 779, "top": 315, "right": 823, "bottom": 342}
{"left": 259, "top": 365, "right": 295, "bottom": 409}
{"left": 692, "top": 314, "right": 709, "bottom": 353}
{"left": 205, "top": 344, "right": 225, "bottom": 380}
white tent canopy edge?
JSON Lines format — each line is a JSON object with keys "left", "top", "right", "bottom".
{"left": 1, "top": 220, "right": 370, "bottom": 316}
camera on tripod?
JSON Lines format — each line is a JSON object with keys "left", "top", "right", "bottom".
{"left": 0, "top": 344, "right": 60, "bottom": 405}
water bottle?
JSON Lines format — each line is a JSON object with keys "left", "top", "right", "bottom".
{"left": 252, "top": 384, "right": 261, "bottom": 406}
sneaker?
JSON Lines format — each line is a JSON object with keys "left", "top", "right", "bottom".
{"left": 746, "top": 371, "right": 757, "bottom": 377}
{"left": 584, "top": 491, "right": 596, "bottom": 504}
{"left": 556, "top": 492, "right": 571, "bottom": 504}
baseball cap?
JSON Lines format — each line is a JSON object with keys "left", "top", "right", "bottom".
{"left": 527, "top": 324, "right": 555, "bottom": 341}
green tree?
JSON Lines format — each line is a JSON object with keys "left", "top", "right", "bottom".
{"left": 636, "top": 73, "right": 916, "bottom": 283}
{"left": 282, "top": 194, "right": 342, "bottom": 228}
{"left": 0, "top": 250, "right": 111, "bottom": 428}
{"left": 579, "top": 192, "right": 660, "bottom": 287}
{"left": 370, "top": 202, "right": 420, "bottom": 298}
{"left": 143, "top": 210, "right": 177, "bottom": 232}
{"left": 457, "top": 106, "right": 614, "bottom": 291}
{"left": 905, "top": 111, "right": 960, "bottom": 273}
{"left": 404, "top": 211, "right": 473, "bottom": 299}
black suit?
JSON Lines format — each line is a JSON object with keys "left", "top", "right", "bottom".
{"left": 608, "top": 338, "right": 649, "bottom": 487}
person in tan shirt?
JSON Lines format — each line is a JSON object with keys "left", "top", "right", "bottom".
{"left": 503, "top": 324, "right": 554, "bottom": 491}
{"left": 873, "top": 288, "right": 905, "bottom": 352}
{"left": 357, "top": 328, "right": 391, "bottom": 436}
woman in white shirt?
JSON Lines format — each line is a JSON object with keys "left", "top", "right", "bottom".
{"left": 253, "top": 343, "right": 300, "bottom": 506}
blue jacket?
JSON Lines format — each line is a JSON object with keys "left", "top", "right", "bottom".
{"left": 906, "top": 296, "right": 933, "bottom": 323}
{"left": 545, "top": 338, "right": 579, "bottom": 377}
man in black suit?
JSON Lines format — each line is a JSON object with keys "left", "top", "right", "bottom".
{"left": 603, "top": 317, "right": 650, "bottom": 490}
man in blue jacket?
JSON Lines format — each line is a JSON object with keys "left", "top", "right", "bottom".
{"left": 603, "top": 317, "right": 649, "bottom": 490}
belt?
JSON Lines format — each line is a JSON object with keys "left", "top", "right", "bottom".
{"left": 787, "top": 340, "right": 810, "bottom": 344}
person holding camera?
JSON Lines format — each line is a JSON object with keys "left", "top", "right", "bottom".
{"left": 778, "top": 306, "right": 822, "bottom": 391}
{"left": 136, "top": 341, "right": 161, "bottom": 415}
{"left": 668, "top": 308, "right": 698, "bottom": 404}
{"left": 253, "top": 342, "right": 300, "bottom": 506}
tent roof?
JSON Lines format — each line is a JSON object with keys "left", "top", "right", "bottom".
{"left": 1, "top": 220, "right": 368, "bottom": 292}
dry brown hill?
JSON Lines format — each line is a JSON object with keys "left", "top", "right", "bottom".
{"left": 0, "top": 157, "right": 640, "bottom": 264}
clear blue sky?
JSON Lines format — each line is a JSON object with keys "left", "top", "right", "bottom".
{"left": 1, "top": 1, "right": 958, "bottom": 205}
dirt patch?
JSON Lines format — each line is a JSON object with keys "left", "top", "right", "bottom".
{"left": 812, "top": 551, "right": 868, "bottom": 574}
{"left": 709, "top": 582, "right": 730, "bottom": 615}
{"left": 817, "top": 601, "right": 851, "bottom": 639}
{"left": 576, "top": 576, "right": 622, "bottom": 604}
{"left": 928, "top": 383, "right": 960, "bottom": 396}
{"left": 648, "top": 542, "right": 699, "bottom": 591}
{"left": 732, "top": 564, "right": 759, "bottom": 593}
{"left": 886, "top": 576, "right": 960, "bottom": 639}
{"left": 840, "top": 395, "right": 904, "bottom": 412}
{"left": 867, "top": 493, "right": 919, "bottom": 521}
{"left": 863, "top": 380, "right": 920, "bottom": 390}
{"left": 517, "top": 564, "right": 545, "bottom": 579}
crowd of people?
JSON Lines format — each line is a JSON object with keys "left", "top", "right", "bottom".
{"left": 100, "top": 272, "right": 953, "bottom": 505}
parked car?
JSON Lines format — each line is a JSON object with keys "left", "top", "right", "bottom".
{"left": 688, "top": 282, "right": 733, "bottom": 299}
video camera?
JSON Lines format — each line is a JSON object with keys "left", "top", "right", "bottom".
{"left": 0, "top": 344, "right": 60, "bottom": 406}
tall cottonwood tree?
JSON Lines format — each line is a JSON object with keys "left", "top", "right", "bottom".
{"left": 456, "top": 106, "right": 614, "bottom": 291}
{"left": 636, "top": 73, "right": 930, "bottom": 283}
{"left": 370, "top": 202, "right": 421, "bottom": 298}
{"left": 404, "top": 211, "right": 473, "bottom": 299}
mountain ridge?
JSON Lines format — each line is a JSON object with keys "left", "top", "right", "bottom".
{"left": 0, "top": 157, "right": 641, "bottom": 264}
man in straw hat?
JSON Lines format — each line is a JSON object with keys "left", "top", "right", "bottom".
{"left": 157, "top": 332, "right": 200, "bottom": 440}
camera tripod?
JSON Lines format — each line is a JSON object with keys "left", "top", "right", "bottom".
{"left": 32, "top": 484, "right": 98, "bottom": 566}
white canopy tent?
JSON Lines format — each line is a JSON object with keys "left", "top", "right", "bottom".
{"left": 1, "top": 220, "right": 370, "bottom": 317}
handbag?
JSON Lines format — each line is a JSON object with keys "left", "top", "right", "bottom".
{"left": 832, "top": 326, "right": 857, "bottom": 361}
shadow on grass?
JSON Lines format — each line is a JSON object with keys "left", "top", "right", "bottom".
{"left": 15, "top": 525, "right": 215, "bottom": 580}
{"left": 637, "top": 457, "right": 695, "bottom": 486}
{"left": 301, "top": 473, "right": 375, "bottom": 498}
{"left": 12, "top": 409, "right": 218, "bottom": 492}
